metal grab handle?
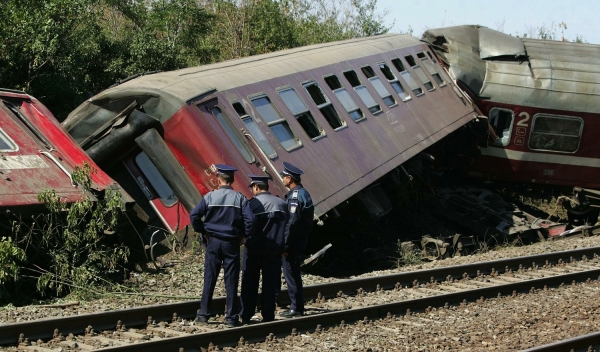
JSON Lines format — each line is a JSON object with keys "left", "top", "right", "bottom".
{"left": 39, "top": 150, "right": 75, "bottom": 187}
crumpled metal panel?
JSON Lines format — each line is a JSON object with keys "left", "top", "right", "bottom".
{"left": 479, "top": 27, "right": 525, "bottom": 59}
{"left": 422, "top": 25, "right": 486, "bottom": 95}
{"left": 423, "top": 25, "right": 600, "bottom": 114}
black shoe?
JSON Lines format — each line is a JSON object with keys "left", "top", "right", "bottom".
{"left": 194, "top": 316, "right": 208, "bottom": 324}
{"left": 225, "top": 320, "right": 241, "bottom": 328}
{"left": 280, "top": 309, "right": 303, "bottom": 318}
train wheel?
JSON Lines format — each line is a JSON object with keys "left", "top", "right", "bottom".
{"left": 564, "top": 202, "right": 600, "bottom": 226}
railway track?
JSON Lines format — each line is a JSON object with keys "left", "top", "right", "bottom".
{"left": 522, "top": 331, "right": 600, "bottom": 352}
{"left": 4, "top": 246, "right": 600, "bottom": 351}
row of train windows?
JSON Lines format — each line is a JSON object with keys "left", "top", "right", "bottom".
{"left": 209, "top": 51, "right": 447, "bottom": 162}
{"left": 490, "top": 108, "right": 584, "bottom": 153}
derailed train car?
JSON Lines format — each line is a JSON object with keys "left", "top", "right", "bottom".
{"left": 422, "top": 25, "right": 600, "bottom": 220}
{"left": 63, "top": 34, "right": 481, "bottom": 244}
{"left": 0, "top": 89, "right": 129, "bottom": 216}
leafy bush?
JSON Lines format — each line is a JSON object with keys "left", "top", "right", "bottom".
{"left": 396, "top": 240, "right": 422, "bottom": 267}
{"left": 4, "top": 163, "right": 129, "bottom": 299}
{"left": 0, "top": 237, "right": 26, "bottom": 285}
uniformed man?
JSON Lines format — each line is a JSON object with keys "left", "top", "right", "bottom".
{"left": 279, "top": 161, "right": 314, "bottom": 318}
{"left": 240, "top": 175, "right": 288, "bottom": 324}
{"left": 189, "top": 164, "right": 255, "bottom": 328}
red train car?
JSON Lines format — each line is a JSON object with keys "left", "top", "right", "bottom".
{"left": 0, "top": 89, "right": 128, "bottom": 212}
{"left": 63, "top": 34, "right": 480, "bottom": 240}
{"left": 423, "top": 26, "right": 600, "bottom": 217}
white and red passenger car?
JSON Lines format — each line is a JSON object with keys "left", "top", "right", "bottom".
{"left": 423, "top": 26, "right": 600, "bottom": 191}
{"left": 0, "top": 89, "right": 127, "bottom": 212}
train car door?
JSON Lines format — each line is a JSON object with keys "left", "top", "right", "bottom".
{"left": 122, "top": 151, "right": 189, "bottom": 233}
{"left": 196, "top": 99, "right": 286, "bottom": 196}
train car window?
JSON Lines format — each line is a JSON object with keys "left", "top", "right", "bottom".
{"left": 489, "top": 108, "right": 514, "bottom": 147}
{"left": 303, "top": 81, "right": 345, "bottom": 130}
{"left": 391, "top": 58, "right": 424, "bottom": 96}
{"left": 343, "top": 70, "right": 382, "bottom": 114}
{"left": 404, "top": 55, "right": 434, "bottom": 91}
{"left": 361, "top": 66, "right": 396, "bottom": 107}
{"left": 211, "top": 106, "right": 255, "bottom": 163}
{"left": 251, "top": 96, "right": 301, "bottom": 150}
{"left": 232, "top": 102, "right": 277, "bottom": 159}
{"left": 417, "top": 52, "right": 445, "bottom": 87}
{"left": 135, "top": 152, "right": 178, "bottom": 207}
{"left": 378, "top": 63, "right": 411, "bottom": 101}
{"left": 529, "top": 114, "right": 583, "bottom": 153}
{"left": 324, "top": 74, "right": 365, "bottom": 122}
{"left": 278, "top": 87, "right": 325, "bottom": 140}
{"left": 0, "top": 128, "right": 18, "bottom": 152}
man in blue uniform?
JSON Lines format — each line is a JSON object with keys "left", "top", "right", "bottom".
{"left": 189, "top": 164, "right": 255, "bottom": 328}
{"left": 240, "top": 175, "right": 288, "bottom": 324}
{"left": 279, "top": 161, "right": 314, "bottom": 318}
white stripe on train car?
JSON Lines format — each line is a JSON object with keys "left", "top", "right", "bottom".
{"left": 0, "top": 155, "right": 49, "bottom": 169}
{"left": 481, "top": 147, "right": 600, "bottom": 168}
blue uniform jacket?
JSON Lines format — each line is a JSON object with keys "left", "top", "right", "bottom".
{"left": 189, "top": 185, "right": 255, "bottom": 241}
{"left": 246, "top": 192, "right": 289, "bottom": 255}
{"left": 284, "top": 185, "right": 314, "bottom": 252}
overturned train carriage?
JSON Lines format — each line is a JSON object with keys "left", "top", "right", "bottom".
{"left": 63, "top": 34, "right": 480, "bottom": 243}
{"left": 422, "top": 26, "right": 600, "bottom": 220}
{"left": 0, "top": 89, "right": 130, "bottom": 217}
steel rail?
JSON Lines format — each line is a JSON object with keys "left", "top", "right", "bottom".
{"left": 520, "top": 331, "right": 600, "bottom": 352}
{"left": 2, "top": 246, "right": 600, "bottom": 346}
{"left": 99, "top": 267, "right": 600, "bottom": 351}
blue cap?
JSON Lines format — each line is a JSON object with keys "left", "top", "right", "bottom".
{"left": 248, "top": 174, "right": 272, "bottom": 186}
{"left": 279, "top": 161, "right": 304, "bottom": 177}
{"left": 215, "top": 164, "right": 238, "bottom": 176}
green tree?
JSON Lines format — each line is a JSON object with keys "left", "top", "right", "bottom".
{"left": 0, "top": 0, "right": 105, "bottom": 119}
{"left": 101, "top": 0, "right": 217, "bottom": 77}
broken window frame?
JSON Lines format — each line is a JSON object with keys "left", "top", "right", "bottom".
{"left": 0, "top": 128, "right": 18, "bottom": 152}
{"left": 528, "top": 114, "right": 583, "bottom": 153}
{"left": 210, "top": 106, "right": 255, "bottom": 163}
{"left": 404, "top": 54, "right": 435, "bottom": 91}
{"left": 343, "top": 69, "right": 382, "bottom": 114}
{"left": 417, "top": 51, "right": 446, "bottom": 88}
{"left": 250, "top": 94, "right": 302, "bottom": 151}
{"left": 377, "top": 62, "right": 411, "bottom": 102}
{"left": 361, "top": 65, "right": 397, "bottom": 108}
{"left": 489, "top": 107, "right": 515, "bottom": 147}
{"left": 417, "top": 52, "right": 446, "bottom": 87}
{"left": 135, "top": 151, "right": 178, "bottom": 207}
{"left": 231, "top": 101, "right": 278, "bottom": 159}
{"left": 302, "top": 81, "right": 346, "bottom": 131}
{"left": 324, "top": 74, "right": 365, "bottom": 122}
{"left": 391, "top": 58, "right": 424, "bottom": 96}
{"left": 277, "top": 86, "right": 326, "bottom": 141}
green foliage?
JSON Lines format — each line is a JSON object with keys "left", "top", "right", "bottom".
{"left": 395, "top": 240, "right": 422, "bottom": 267}
{"left": 0, "top": 237, "right": 26, "bottom": 285}
{"left": 5, "top": 163, "right": 129, "bottom": 298}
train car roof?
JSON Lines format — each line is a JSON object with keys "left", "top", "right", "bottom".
{"left": 65, "top": 34, "right": 421, "bottom": 130}
{"left": 422, "top": 25, "right": 600, "bottom": 114}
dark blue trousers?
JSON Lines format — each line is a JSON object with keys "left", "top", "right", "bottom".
{"left": 240, "top": 249, "right": 281, "bottom": 322}
{"left": 198, "top": 237, "right": 240, "bottom": 323}
{"left": 282, "top": 252, "right": 304, "bottom": 312}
